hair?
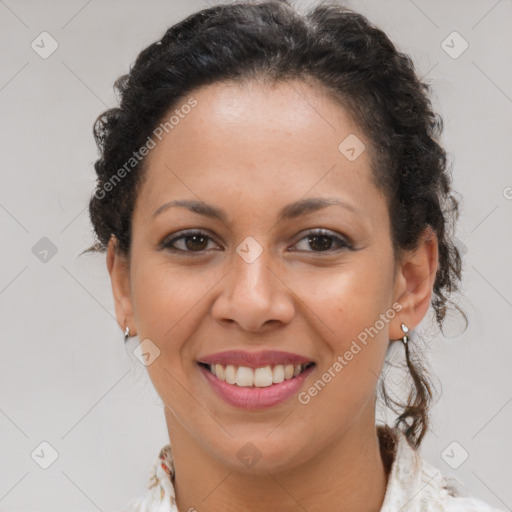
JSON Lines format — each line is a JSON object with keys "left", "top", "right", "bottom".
{"left": 84, "top": 0, "right": 464, "bottom": 451}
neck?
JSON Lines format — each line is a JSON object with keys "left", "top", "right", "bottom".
{"left": 166, "top": 410, "right": 389, "bottom": 512}
{"left": 165, "top": 408, "right": 390, "bottom": 512}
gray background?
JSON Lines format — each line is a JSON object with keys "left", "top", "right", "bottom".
{"left": 1, "top": 0, "right": 511, "bottom": 511}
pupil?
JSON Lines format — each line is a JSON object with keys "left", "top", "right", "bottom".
{"left": 309, "top": 235, "right": 332, "bottom": 251}
{"left": 186, "top": 235, "right": 207, "bottom": 251}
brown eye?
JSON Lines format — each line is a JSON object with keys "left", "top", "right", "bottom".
{"left": 162, "top": 230, "right": 219, "bottom": 253}
{"left": 292, "top": 229, "right": 352, "bottom": 253}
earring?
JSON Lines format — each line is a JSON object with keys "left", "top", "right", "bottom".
{"left": 400, "top": 323, "right": 409, "bottom": 345}
{"left": 124, "top": 326, "right": 130, "bottom": 343}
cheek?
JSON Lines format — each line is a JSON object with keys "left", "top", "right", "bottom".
{"left": 290, "top": 254, "right": 395, "bottom": 402}
{"left": 129, "top": 259, "right": 208, "bottom": 362}
{"left": 293, "top": 292, "right": 391, "bottom": 437}
{"left": 128, "top": 260, "right": 210, "bottom": 412}
{"left": 294, "top": 257, "right": 395, "bottom": 349}
{"left": 132, "top": 257, "right": 190, "bottom": 321}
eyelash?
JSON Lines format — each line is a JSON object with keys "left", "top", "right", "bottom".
{"left": 161, "top": 229, "right": 353, "bottom": 255}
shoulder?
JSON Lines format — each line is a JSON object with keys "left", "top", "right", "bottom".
{"left": 416, "top": 457, "right": 504, "bottom": 512}
{"left": 379, "top": 426, "right": 504, "bottom": 512}
{"left": 109, "top": 444, "right": 178, "bottom": 512}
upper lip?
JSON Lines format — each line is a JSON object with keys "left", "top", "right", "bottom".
{"left": 198, "top": 350, "right": 314, "bottom": 368}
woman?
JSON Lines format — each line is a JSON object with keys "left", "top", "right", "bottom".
{"left": 85, "top": 1, "right": 503, "bottom": 511}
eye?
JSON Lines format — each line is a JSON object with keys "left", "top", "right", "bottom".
{"left": 161, "top": 228, "right": 353, "bottom": 255}
{"left": 290, "top": 229, "right": 353, "bottom": 253}
{"left": 161, "top": 229, "right": 221, "bottom": 254}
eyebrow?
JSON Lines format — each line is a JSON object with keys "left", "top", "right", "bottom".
{"left": 152, "top": 197, "right": 361, "bottom": 223}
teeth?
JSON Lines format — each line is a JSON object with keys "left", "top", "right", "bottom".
{"left": 206, "top": 362, "right": 312, "bottom": 387}
{"left": 254, "top": 366, "right": 273, "bottom": 387}
{"left": 284, "top": 364, "right": 294, "bottom": 380}
{"left": 225, "top": 364, "right": 237, "bottom": 384}
{"left": 272, "top": 365, "right": 285, "bottom": 384}
{"left": 215, "top": 364, "right": 225, "bottom": 380}
{"left": 236, "top": 366, "right": 254, "bottom": 387}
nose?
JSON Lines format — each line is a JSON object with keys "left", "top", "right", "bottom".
{"left": 211, "top": 247, "right": 295, "bottom": 333}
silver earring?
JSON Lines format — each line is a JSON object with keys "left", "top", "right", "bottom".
{"left": 124, "top": 326, "right": 130, "bottom": 343}
{"left": 400, "top": 323, "right": 409, "bottom": 345}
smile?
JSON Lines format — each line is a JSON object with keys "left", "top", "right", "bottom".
{"left": 199, "top": 362, "right": 315, "bottom": 387}
{"left": 196, "top": 350, "right": 316, "bottom": 410}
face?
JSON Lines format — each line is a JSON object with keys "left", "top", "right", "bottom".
{"left": 111, "top": 79, "right": 416, "bottom": 473}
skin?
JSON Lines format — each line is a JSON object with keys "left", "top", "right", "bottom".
{"left": 107, "top": 79, "right": 438, "bottom": 512}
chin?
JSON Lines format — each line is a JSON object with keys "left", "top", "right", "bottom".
{"left": 205, "top": 427, "right": 316, "bottom": 475}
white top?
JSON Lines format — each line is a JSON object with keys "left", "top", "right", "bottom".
{"left": 116, "top": 426, "right": 503, "bottom": 512}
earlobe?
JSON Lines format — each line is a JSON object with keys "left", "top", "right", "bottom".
{"left": 107, "top": 236, "right": 136, "bottom": 336}
{"left": 391, "top": 228, "right": 439, "bottom": 338}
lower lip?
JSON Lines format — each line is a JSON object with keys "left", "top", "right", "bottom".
{"left": 198, "top": 363, "right": 315, "bottom": 410}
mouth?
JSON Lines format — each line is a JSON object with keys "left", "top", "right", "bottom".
{"left": 196, "top": 350, "right": 316, "bottom": 410}
{"left": 197, "top": 361, "right": 315, "bottom": 388}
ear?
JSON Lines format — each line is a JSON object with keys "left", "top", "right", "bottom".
{"left": 390, "top": 227, "right": 439, "bottom": 340}
{"left": 107, "top": 235, "right": 136, "bottom": 337}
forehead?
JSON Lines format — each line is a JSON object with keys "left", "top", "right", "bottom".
{"left": 135, "top": 79, "right": 382, "bottom": 222}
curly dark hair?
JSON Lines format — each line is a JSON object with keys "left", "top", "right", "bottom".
{"left": 84, "top": 0, "right": 464, "bottom": 450}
